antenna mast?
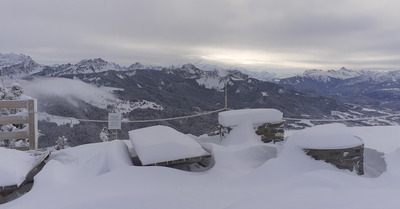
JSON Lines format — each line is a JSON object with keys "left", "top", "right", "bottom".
{"left": 224, "top": 83, "right": 228, "bottom": 111}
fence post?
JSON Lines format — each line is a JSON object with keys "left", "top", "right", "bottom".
{"left": 28, "top": 99, "right": 38, "bottom": 150}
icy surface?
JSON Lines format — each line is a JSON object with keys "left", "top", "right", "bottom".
{"left": 4, "top": 125, "right": 400, "bottom": 209}
{"left": 218, "top": 109, "right": 283, "bottom": 127}
{"left": 288, "top": 124, "right": 364, "bottom": 149}
{"left": 0, "top": 148, "right": 35, "bottom": 186}
{"left": 129, "top": 126, "right": 208, "bottom": 165}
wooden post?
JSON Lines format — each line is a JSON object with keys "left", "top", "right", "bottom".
{"left": 27, "top": 99, "right": 38, "bottom": 150}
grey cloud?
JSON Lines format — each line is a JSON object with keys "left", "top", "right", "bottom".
{"left": 1, "top": 0, "right": 400, "bottom": 71}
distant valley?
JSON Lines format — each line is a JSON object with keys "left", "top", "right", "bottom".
{"left": 279, "top": 67, "right": 400, "bottom": 112}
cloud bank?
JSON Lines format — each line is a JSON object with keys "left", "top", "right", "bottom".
{"left": 1, "top": 0, "right": 400, "bottom": 72}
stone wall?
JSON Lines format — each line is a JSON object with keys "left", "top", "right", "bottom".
{"left": 216, "top": 122, "right": 285, "bottom": 143}
{"left": 255, "top": 122, "right": 285, "bottom": 143}
{"left": 304, "top": 145, "right": 364, "bottom": 175}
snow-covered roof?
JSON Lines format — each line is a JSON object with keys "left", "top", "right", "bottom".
{"left": 288, "top": 124, "right": 364, "bottom": 149}
{"left": 129, "top": 125, "right": 209, "bottom": 165}
{"left": 218, "top": 108, "right": 283, "bottom": 127}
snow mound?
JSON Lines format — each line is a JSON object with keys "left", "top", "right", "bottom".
{"left": 0, "top": 148, "right": 35, "bottom": 186}
{"left": 38, "top": 140, "right": 133, "bottom": 185}
{"left": 219, "top": 109, "right": 283, "bottom": 127}
{"left": 288, "top": 124, "right": 364, "bottom": 149}
{"left": 211, "top": 143, "right": 277, "bottom": 172}
{"left": 129, "top": 126, "right": 209, "bottom": 165}
{"left": 222, "top": 121, "right": 262, "bottom": 145}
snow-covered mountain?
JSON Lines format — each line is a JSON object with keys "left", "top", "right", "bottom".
{"left": 0, "top": 53, "right": 44, "bottom": 76}
{"left": 279, "top": 67, "right": 400, "bottom": 111}
{"left": 127, "top": 62, "right": 165, "bottom": 71}
{"left": 192, "top": 61, "right": 279, "bottom": 82}
{"left": 35, "top": 58, "right": 126, "bottom": 76}
{"left": 302, "top": 67, "right": 364, "bottom": 82}
{"left": 280, "top": 67, "right": 400, "bottom": 86}
{"left": 163, "top": 63, "right": 250, "bottom": 91}
{"left": 2, "top": 53, "right": 395, "bottom": 146}
{"left": 1, "top": 52, "right": 280, "bottom": 81}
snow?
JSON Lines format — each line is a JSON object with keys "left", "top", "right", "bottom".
{"left": 0, "top": 53, "right": 36, "bottom": 69}
{"left": 221, "top": 121, "right": 263, "bottom": 146}
{"left": 129, "top": 126, "right": 208, "bottom": 165}
{"left": 350, "top": 126, "right": 400, "bottom": 153}
{"left": 287, "top": 124, "right": 364, "bottom": 149}
{"left": 4, "top": 124, "right": 400, "bottom": 209}
{"left": 196, "top": 75, "right": 226, "bottom": 91}
{"left": 48, "top": 140, "right": 133, "bottom": 176}
{"left": 0, "top": 148, "right": 36, "bottom": 186}
{"left": 38, "top": 112, "right": 80, "bottom": 126}
{"left": 303, "top": 67, "right": 363, "bottom": 81}
{"left": 218, "top": 109, "right": 283, "bottom": 127}
{"left": 331, "top": 111, "right": 356, "bottom": 119}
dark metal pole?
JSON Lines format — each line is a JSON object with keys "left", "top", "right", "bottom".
{"left": 224, "top": 83, "right": 228, "bottom": 111}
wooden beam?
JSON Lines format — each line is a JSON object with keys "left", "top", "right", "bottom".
{"left": 0, "top": 115, "right": 28, "bottom": 125}
{"left": 0, "top": 131, "right": 29, "bottom": 140}
{"left": 0, "top": 100, "right": 27, "bottom": 109}
{"left": 28, "top": 100, "right": 37, "bottom": 150}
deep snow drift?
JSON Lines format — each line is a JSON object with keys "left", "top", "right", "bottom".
{"left": 2, "top": 125, "right": 400, "bottom": 209}
{"left": 0, "top": 148, "right": 35, "bottom": 187}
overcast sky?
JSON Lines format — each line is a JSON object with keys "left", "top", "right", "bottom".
{"left": 1, "top": 0, "right": 400, "bottom": 73}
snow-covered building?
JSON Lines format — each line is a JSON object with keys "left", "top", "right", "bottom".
{"left": 129, "top": 125, "right": 210, "bottom": 166}
{"left": 288, "top": 124, "right": 364, "bottom": 175}
{"left": 218, "top": 109, "right": 284, "bottom": 143}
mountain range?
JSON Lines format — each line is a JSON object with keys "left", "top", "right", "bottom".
{"left": 279, "top": 67, "right": 400, "bottom": 111}
{"left": 1, "top": 53, "right": 397, "bottom": 147}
